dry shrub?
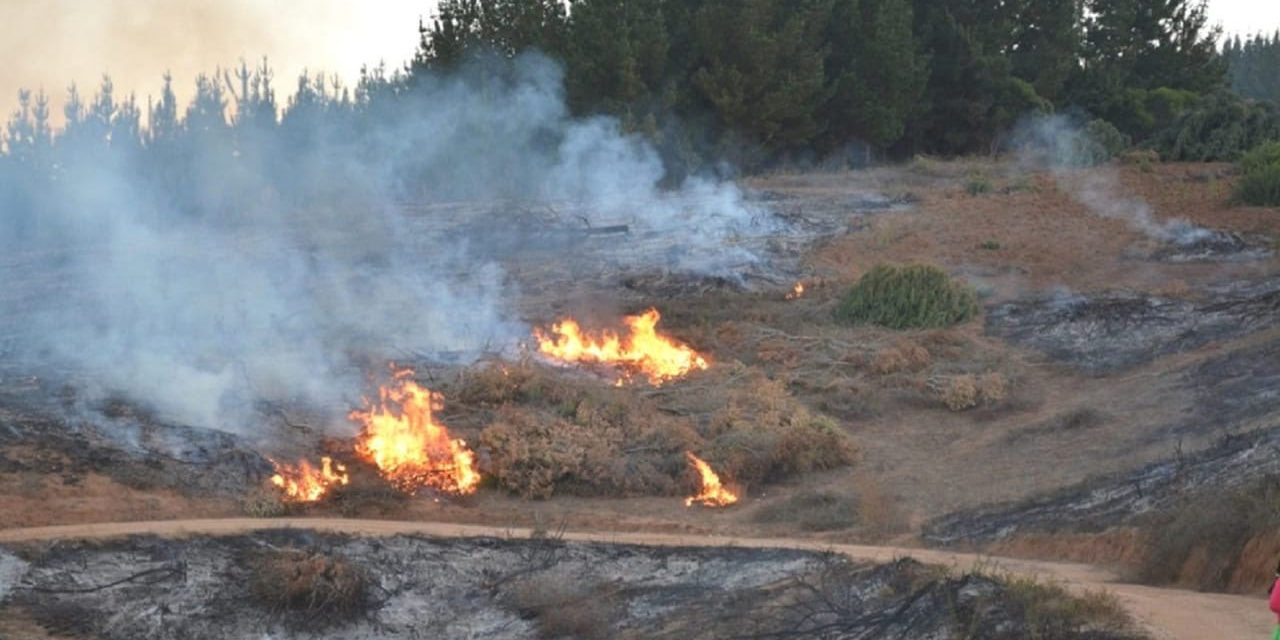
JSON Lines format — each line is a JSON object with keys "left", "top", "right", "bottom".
{"left": 978, "top": 372, "right": 1008, "bottom": 403}
{"left": 472, "top": 363, "right": 855, "bottom": 499}
{"left": 507, "top": 575, "right": 619, "bottom": 639}
{"left": 996, "top": 573, "right": 1135, "bottom": 636}
{"left": 481, "top": 404, "right": 695, "bottom": 499}
{"left": 872, "top": 340, "right": 932, "bottom": 375}
{"left": 251, "top": 549, "right": 370, "bottom": 624}
{"left": 871, "top": 347, "right": 908, "bottom": 375}
{"left": 938, "top": 372, "right": 1009, "bottom": 411}
{"left": 242, "top": 486, "right": 287, "bottom": 518}
{"left": 941, "top": 375, "right": 979, "bottom": 411}
{"left": 329, "top": 481, "right": 410, "bottom": 517}
{"left": 703, "top": 372, "right": 857, "bottom": 486}
{"left": 453, "top": 360, "right": 547, "bottom": 406}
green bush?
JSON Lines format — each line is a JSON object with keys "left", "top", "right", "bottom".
{"left": 1239, "top": 140, "right": 1280, "bottom": 174}
{"left": 964, "top": 173, "right": 992, "bottom": 195}
{"left": 836, "top": 264, "right": 978, "bottom": 330}
{"left": 1235, "top": 141, "right": 1280, "bottom": 206}
{"left": 1082, "top": 118, "right": 1131, "bottom": 164}
{"left": 1157, "top": 92, "right": 1280, "bottom": 161}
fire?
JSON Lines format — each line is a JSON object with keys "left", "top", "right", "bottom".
{"left": 533, "top": 308, "right": 709, "bottom": 385}
{"left": 350, "top": 373, "right": 480, "bottom": 495}
{"left": 785, "top": 281, "right": 805, "bottom": 300}
{"left": 269, "top": 456, "right": 349, "bottom": 503}
{"left": 684, "top": 452, "right": 738, "bottom": 507}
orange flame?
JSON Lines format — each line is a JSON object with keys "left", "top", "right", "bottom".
{"left": 684, "top": 452, "right": 738, "bottom": 507}
{"left": 533, "top": 308, "right": 709, "bottom": 385}
{"left": 350, "top": 373, "right": 480, "bottom": 495}
{"left": 269, "top": 456, "right": 349, "bottom": 503}
{"left": 785, "top": 281, "right": 805, "bottom": 300}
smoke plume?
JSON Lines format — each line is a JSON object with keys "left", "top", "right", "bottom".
{"left": 1012, "top": 115, "right": 1209, "bottom": 245}
{"left": 0, "top": 52, "right": 765, "bottom": 436}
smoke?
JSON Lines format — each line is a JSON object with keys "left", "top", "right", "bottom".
{"left": 0, "top": 52, "right": 766, "bottom": 436}
{"left": 1011, "top": 115, "right": 1210, "bottom": 245}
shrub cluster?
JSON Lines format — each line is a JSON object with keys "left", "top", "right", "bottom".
{"left": 1236, "top": 141, "right": 1280, "bottom": 206}
{"left": 836, "top": 264, "right": 978, "bottom": 330}
{"left": 460, "top": 363, "right": 856, "bottom": 499}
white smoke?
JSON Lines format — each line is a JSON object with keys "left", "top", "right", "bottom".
{"left": 1012, "top": 115, "right": 1209, "bottom": 245}
{"left": 1, "top": 52, "right": 766, "bottom": 435}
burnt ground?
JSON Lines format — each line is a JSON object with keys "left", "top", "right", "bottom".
{"left": 0, "top": 530, "right": 1141, "bottom": 640}
{"left": 0, "top": 371, "right": 270, "bottom": 498}
{"left": 924, "top": 327, "right": 1280, "bottom": 545}
{"left": 986, "top": 277, "right": 1280, "bottom": 374}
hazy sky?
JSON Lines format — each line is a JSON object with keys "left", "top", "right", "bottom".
{"left": 0, "top": 0, "right": 1276, "bottom": 129}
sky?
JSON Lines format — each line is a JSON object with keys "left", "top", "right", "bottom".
{"left": 0, "top": 0, "right": 1276, "bottom": 130}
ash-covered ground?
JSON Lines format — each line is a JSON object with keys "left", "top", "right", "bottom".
{"left": 986, "top": 276, "right": 1280, "bottom": 374}
{"left": 0, "top": 531, "right": 1141, "bottom": 640}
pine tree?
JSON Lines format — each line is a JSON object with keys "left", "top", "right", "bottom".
{"left": 823, "top": 0, "right": 927, "bottom": 158}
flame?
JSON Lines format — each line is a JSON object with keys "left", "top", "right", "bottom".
{"left": 269, "top": 456, "right": 349, "bottom": 503}
{"left": 785, "top": 281, "right": 805, "bottom": 300}
{"left": 684, "top": 452, "right": 738, "bottom": 507}
{"left": 351, "top": 374, "right": 480, "bottom": 495}
{"left": 533, "top": 308, "right": 709, "bottom": 385}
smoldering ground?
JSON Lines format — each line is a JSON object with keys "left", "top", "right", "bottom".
{"left": 0, "top": 52, "right": 769, "bottom": 438}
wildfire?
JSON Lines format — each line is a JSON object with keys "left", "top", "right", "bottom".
{"left": 533, "top": 308, "right": 709, "bottom": 385}
{"left": 269, "top": 456, "right": 349, "bottom": 503}
{"left": 350, "top": 372, "right": 480, "bottom": 495}
{"left": 684, "top": 452, "right": 738, "bottom": 507}
{"left": 785, "top": 281, "right": 805, "bottom": 300}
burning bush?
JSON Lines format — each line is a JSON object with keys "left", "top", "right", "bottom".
{"left": 250, "top": 549, "right": 371, "bottom": 627}
{"left": 836, "top": 264, "right": 978, "bottom": 330}
{"left": 351, "top": 372, "right": 480, "bottom": 496}
{"left": 532, "top": 308, "right": 709, "bottom": 385}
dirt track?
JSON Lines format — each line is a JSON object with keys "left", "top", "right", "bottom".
{"left": 0, "top": 517, "right": 1267, "bottom": 639}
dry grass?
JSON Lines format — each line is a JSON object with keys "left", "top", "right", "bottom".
{"left": 1130, "top": 475, "right": 1280, "bottom": 592}
{"left": 506, "top": 575, "right": 620, "bottom": 639}
{"left": 752, "top": 489, "right": 858, "bottom": 531}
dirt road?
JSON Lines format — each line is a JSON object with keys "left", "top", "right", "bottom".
{"left": 0, "top": 518, "right": 1267, "bottom": 639}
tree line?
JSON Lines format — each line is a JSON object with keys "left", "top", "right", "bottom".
{"left": 415, "top": 0, "right": 1229, "bottom": 168}
{"left": 1224, "top": 32, "right": 1280, "bottom": 105}
{"left": 4, "top": 0, "right": 1278, "bottom": 186}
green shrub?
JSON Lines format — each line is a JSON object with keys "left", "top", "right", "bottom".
{"left": 1082, "top": 118, "right": 1131, "bottom": 164}
{"left": 1236, "top": 163, "right": 1280, "bottom": 206}
{"left": 1236, "top": 141, "right": 1280, "bottom": 206}
{"left": 836, "top": 264, "right": 978, "bottom": 330}
{"left": 964, "top": 173, "right": 992, "bottom": 195}
{"left": 1239, "top": 140, "right": 1280, "bottom": 174}
{"left": 1158, "top": 92, "right": 1280, "bottom": 161}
